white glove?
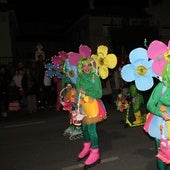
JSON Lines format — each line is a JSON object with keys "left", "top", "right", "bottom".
{"left": 76, "top": 113, "right": 85, "bottom": 121}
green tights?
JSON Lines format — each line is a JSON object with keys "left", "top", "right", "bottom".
{"left": 155, "top": 138, "right": 168, "bottom": 170}
{"left": 82, "top": 123, "right": 98, "bottom": 148}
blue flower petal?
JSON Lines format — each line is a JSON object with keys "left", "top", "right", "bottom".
{"left": 121, "top": 64, "right": 136, "bottom": 82}
{"left": 133, "top": 59, "right": 147, "bottom": 68}
{"left": 135, "top": 75, "right": 154, "bottom": 91}
{"left": 54, "top": 70, "right": 62, "bottom": 79}
{"left": 147, "top": 67, "right": 157, "bottom": 77}
{"left": 45, "top": 70, "right": 54, "bottom": 78}
{"left": 52, "top": 64, "right": 58, "bottom": 69}
{"left": 65, "top": 59, "right": 78, "bottom": 84}
{"left": 142, "top": 60, "right": 157, "bottom": 78}
{"left": 129, "top": 48, "right": 148, "bottom": 64}
{"left": 121, "top": 47, "right": 157, "bottom": 91}
{"left": 148, "top": 59, "right": 153, "bottom": 68}
{"left": 45, "top": 63, "right": 53, "bottom": 69}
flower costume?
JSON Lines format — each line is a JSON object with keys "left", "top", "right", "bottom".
{"left": 76, "top": 71, "right": 107, "bottom": 124}
{"left": 76, "top": 57, "right": 107, "bottom": 169}
{"left": 121, "top": 47, "right": 156, "bottom": 91}
{"left": 91, "top": 45, "right": 117, "bottom": 79}
{"left": 46, "top": 44, "right": 117, "bottom": 168}
{"left": 73, "top": 45, "right": 117, "bottom": 169}
{"left": 54, "top": 52, "right": 69, "bottom": 111}
{"left": 120, "top": 47, "right": 156, "bottom": 125}
{"left": 143, "top": 40, "right": 170, "bottom": 169}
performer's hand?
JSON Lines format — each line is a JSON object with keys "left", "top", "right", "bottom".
{"left": 79, "top": 89, "right": 85, "bottom": 94}
{"left": 162, "top": 112, "right": 170, "bottom": 121}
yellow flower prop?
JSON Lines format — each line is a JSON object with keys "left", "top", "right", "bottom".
{"left": 91, "top": 45, "right": 117, "bottom": 79}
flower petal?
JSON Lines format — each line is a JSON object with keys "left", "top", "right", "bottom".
{"left": 91, "top": 54, "right": 99, "bottom": 67}
{"left": 168, "top": 40, "right": 170, "bottom": 49}
{"left": 45, "top": 63, "right": 53, "bottom": 69}
{"left": 147, "top": 40, "right": 167, "bottom": 59}
{"left": 97, "top": 45, "right": 108, "bottom": 57}
{"left": 104, "top": 54, "right": 117, "bottom": 69}
{"left": 65, "top": 59, "right": 78, "bottom": 84}
{"left": 68, "top": 52, "right": 81, "bottom": 66}
{"left": 129, "top": 48, "right": 148, "bottom": 64}
{"left": 45, "top": 70, "right": 54, "bottom": 78}
{"left": 98, "top": 66, "right": 109, "bottom": 79}
{"left": 135, "top": 75, "right": 154, "bottom": 91}
{"left": 121, "top": 64, "right": 136, "bottom": 82}
{"left": 58, "top": 51, "right": 68, "bottom": 60}
{"left": 79, "top": 45, "right": 92, "bottom": 58}
{"left": 147, "top": 60, "right": 158, "bottom": 77}
{"left": 152, "top": 59, "right": 167, "bottom": 76}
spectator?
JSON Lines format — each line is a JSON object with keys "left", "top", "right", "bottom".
{"left": 22, "top": 68, "right": 37, "bottom": 113}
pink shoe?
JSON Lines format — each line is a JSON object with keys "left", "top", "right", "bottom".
{"left": 84, "top": 148, "right": 101, "bottom": 167}
{"left": 78, "top": 142, "right": 91, "bottom": 161}
{"left": 156, "top": 150, "right": 170, "bottom": 164}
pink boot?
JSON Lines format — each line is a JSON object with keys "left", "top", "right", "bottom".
{"left": 78, "top": 142, "right": 91, "bottom": 160}
{"left": 84, "top": 148, "right": 101, "bottom": 167}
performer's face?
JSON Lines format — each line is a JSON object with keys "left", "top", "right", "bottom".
{"left": 82, "top": 62, "right": 92, "bottom": 74}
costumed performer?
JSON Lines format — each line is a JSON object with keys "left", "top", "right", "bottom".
{"left": 144, "top": 40, "right": 170, "bottom": 170}
{"left": 129, "top": 83, "right": 144, "bottom": 125}
{"left": 76, "top": 57, "right": 107, "bottom": 168}
{"left": 145, "top": 63, "right": 170, "bottom": 170}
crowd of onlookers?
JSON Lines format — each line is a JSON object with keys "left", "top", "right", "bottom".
{"left": 0, "top": 53, "right": 128, "bottom": 118}
{"left": 0, "top": 55, "right": 59, "bottom": 118}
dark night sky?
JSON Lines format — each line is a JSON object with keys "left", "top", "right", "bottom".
{"left": 8, "top": 1, "right": 89, "bottom": 22}
{"left": 7, "top": 0, "right": 151, "bottom": 23}
{"left": 7, "top": 0, "right": 163, "bottom": 43}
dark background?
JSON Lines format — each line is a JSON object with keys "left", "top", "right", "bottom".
{"left": 7, "top": 0, "right": 157, "bottom": 23}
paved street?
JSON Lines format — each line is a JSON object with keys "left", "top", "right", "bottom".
{"left": 0, "top": 103, "right": 170, "bottom": 170}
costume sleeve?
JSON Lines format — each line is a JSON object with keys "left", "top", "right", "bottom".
{"left": 146, "top": 82, "right": 163, "bottom": 117}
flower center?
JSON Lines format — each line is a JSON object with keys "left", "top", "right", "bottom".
{"left": 164, "top": 50, "right": 170, "bottom": 62}
{"left": 69, "top": 70, "right": 75, "bottom": 77}
{"left": 136, "top": 65, "right": 147, "bottom": 76}
{"left": 157, "top": 55, "right": 164, "bottom": 61}
{"left": 51, "top": 67, "right": 57, "bottom": 73}
{"left": 99, "top": 58, "right": 104, "bottom": 65}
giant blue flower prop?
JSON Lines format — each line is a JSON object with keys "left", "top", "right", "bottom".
{"left": 121, "top": 48, "right": 157, "bottom": 91}
{"left": 65, "top": 59, "right": 78, "bottom": 84}
{"left": 45, "top": 63, "right": 62, "bottom": 79}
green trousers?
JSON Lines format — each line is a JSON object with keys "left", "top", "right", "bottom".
{"left": 82, "top": 123, "right": 98, "bottom": 148}
{"left": 155, "top": 138, "right": 168, "bottom": 170}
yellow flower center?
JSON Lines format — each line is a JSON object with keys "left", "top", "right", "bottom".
{"left": 164, "top": 50, "right": 170, "bottom": 62}
{"left": 99, "top": 57, "right": 104, "bottom": 65}
{"left": 136, "top": 65, "right": 147, "bottom": 76}
{"left": 69, "top": 70, "right": 75, "bottom": 77}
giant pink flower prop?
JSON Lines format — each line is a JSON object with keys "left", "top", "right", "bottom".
{"left": 51, "top": 51, "right": 68, "bottom": 73}
{"left": 147, "top": 40, "right": 170, "bottom": 76}
{"left": 51, "top": 51, "right": 68, "bottom": 65}
{"left": 68, "top": 45, "right": 92, "bottom": 66}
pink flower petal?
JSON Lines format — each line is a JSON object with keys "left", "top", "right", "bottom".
{"left": 79, "top": 45, "right": 92, "bottom": 58}
{"left": 51, "top": 51, "right": 68, "bottom": 65}
{"left": 152, "top": 60, "right": 167, "bottom": 76}
{"left": 168, "top": 40, "right": 170, "bottom": 49}
{"left": 58, "top": 51, "right": 68, "bottom": 60}
{"left": 51, "top": 55, "right": 62, "bottom": 65}
{"left": 68, "top": 52, "right": 81, "bottom": 66}
{"left": 147, "top": 40, "right": 167, "bottom": 60}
